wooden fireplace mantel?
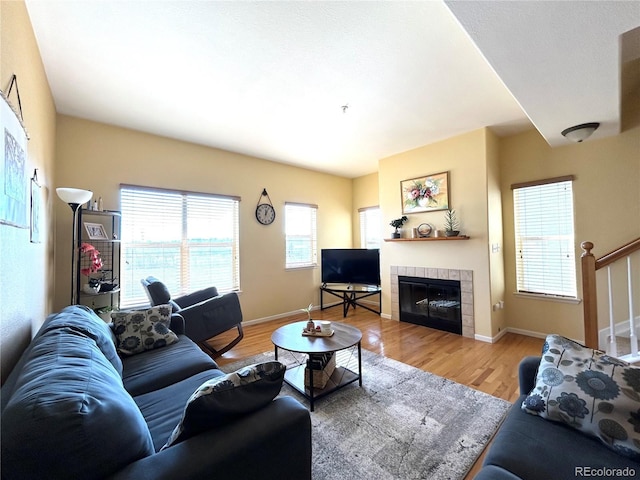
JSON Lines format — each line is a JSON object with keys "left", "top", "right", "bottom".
{"left": 384, "top": 235, "right": 470, "bottom": 242}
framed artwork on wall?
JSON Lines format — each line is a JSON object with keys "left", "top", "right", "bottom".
{"left": 400, "top": 171, "right": 450, "bottom": 214}
{"left": 30, "top": 172, "right": 42, "bottom": 243}
{"left": 1, "top": 89, "right": 28, "bottom": 228}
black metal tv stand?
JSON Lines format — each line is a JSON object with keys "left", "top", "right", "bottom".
{"left": 320, "top": 284, "right": 381, "bottom": 317}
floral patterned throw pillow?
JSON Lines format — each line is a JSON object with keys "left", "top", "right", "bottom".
{"left": 111, "top": 305, "right": 178, "bottom": 356}
{"left": 162, "top": 361, "right": 286, "bottom": 450}
{"left": 522, "top": 334, "right": 640, "bottom": 461}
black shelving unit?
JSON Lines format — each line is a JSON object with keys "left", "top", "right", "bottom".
{"left": 75, "top": 209, "right": 121, "bottom": 319}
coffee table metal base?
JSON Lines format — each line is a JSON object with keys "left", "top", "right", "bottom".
{"left": 275, "top": 343, "right": 362, "bottom": 411}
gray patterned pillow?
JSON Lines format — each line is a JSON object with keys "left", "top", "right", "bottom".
{"left": 111, "top": 305, "right": 178, "bottom": 356}
{"left": 162, "top": 361, "right": 286, "bottom": 449}
{"left": 522, "top": 334, "right": 640, "bottom": 461}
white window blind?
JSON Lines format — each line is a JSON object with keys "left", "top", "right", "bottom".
{"left": 513, "top": 176, "right": 577, "bottom": 298}
{"left": 285, "top": 203, "right": 317, "bottom": 268}
{"left": 120, "top": 186, "right": 240, "bottom": 307}
{"left": 359, "top": 206, "right": 381, "bottom": 249}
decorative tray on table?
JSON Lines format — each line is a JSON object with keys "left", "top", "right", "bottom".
{"left": 302, "top": 328, "right": 334, "bottom": 337}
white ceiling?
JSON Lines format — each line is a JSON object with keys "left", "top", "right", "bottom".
{"left": 24, "top": 1, "right": 639, "bottom": 178}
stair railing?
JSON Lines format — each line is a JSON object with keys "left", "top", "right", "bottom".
{"left": 581, "top": 237, "right": 640, "bottom": 361}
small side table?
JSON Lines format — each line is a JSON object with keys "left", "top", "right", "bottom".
{"left": 271, "top": 321, "right": 362, "bottom": 411}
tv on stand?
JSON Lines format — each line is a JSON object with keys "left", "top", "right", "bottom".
{"left": 321, "top": 248, "right": 380, "bottom": 287}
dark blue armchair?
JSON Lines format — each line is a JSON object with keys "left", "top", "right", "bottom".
{"left": 141, "top": 276, "right": 243, "bottom": 358}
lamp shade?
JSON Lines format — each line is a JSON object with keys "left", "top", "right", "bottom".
{"left": 56, "top": 187, "right": 93, "bottom": 205}
{"left": 561, "top": 123, "right": 600, "bottom": 143}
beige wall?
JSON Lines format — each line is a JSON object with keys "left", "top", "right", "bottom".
{"left": 486, "top": 129, "right": 506, "bottom": 336}
{"left": 500, "top": 125, "right": 640, "bottom": 342}
{"left": 0, "top": 0, "right": 58, "bottom": 382}
{"left": 377, "top": 129, "right": 495, "bottom": 338}
{"left": 356, "top": 125, "right": 638, "bottom": 343}
{"left": 53, "top": 115, "right": 353, "bottom": 321}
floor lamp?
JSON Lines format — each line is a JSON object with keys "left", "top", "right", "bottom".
{"left": 57, "top": 187, "right": 93, "bottom": 305}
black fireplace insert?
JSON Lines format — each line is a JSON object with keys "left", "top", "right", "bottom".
{"left": 398, "top": 276, "right": 462, "bottom": 334}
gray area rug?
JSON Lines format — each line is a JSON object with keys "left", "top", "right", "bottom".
{"left": 223, "top": 349, "right": 510, "bottom": 480}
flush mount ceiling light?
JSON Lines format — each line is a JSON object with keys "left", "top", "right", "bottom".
{"left": 561, "top": 122, "right": 600, "bottom": 143}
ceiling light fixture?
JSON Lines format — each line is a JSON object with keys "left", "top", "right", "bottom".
{"left": 561, "top": 122, "right": 600, "bottom": 143}
{"left": 341, "top": 104, "right": 349, "bottom": 114}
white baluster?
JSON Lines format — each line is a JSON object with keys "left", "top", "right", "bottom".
{"left": 628, "top": 257, "right": 638, "bottom": 358}
{"left": 607, "top": 266, "right": 618, "bottom": 357}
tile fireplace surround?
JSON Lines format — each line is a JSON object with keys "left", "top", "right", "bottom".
{"left": 390, "top": 266, "right": 475, "bottom": 338}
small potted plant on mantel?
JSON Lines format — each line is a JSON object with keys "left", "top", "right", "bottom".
{"left": 444, "top": 209, "right": 460, "bottom": 237}
{"left": 390, "top": 216, "right": 408, "bottom": 239}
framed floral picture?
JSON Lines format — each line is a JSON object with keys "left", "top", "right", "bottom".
{"left": 400, "top": 171, "right": 449, "bottom": 214}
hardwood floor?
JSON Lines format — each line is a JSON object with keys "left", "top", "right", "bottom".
{"left": 208, "top": 307, "right": 544, "bottom": 478}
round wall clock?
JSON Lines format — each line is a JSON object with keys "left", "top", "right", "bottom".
{"left": 256, "top": 188, "right": 276, "bottom": 225}
{"left": 256, "top": 203, "right": 275, "bottom": 225}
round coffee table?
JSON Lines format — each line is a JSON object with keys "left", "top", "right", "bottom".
{"left": 271, "top": 321, "right": 362, "bottom": 411}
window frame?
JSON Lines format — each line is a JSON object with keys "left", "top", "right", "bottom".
{"left": 358, "top": 206, "right": 381, "bottom": 249}
{"left": 284, "top": 202, "right": 318, "bottom": 269}
{"left": 119, "top": 185, "right": 240, "bottom": 308}
{"left": 512, "top": 175, "right": 578, "bottom": 301}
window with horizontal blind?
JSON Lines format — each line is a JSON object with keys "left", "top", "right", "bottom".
{"left": 512, "top": 176, "right": 577, "bottom": 298}
{"left": 359, "top": 206, "right": 381, "bottom": 249}
{"left": 285, "top": 202, "right": 317, "bottom": 269}
{"left": 120, "top": 186, "right": 240, "bottom": 308}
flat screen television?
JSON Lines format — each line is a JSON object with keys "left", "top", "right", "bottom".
{"left": 321, "top": 249, "right": 380, "bottom": 286}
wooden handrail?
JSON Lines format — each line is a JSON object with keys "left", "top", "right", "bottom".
{"left": 595, "top": 237, "right": 640, "bottom": 269}
{"left": 580, "top": 237, "right": 640, "bottom": 350}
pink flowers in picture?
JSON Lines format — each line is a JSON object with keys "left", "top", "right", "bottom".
{"left": 401, "top": 171, "right": 449, "bottom": 214}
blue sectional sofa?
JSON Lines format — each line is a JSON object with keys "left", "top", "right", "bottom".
{"left": 475, "top": 356, "right": 640, "bottom": 480}
{"left": 1, "top": 305, "right": 311, "bottom": 480}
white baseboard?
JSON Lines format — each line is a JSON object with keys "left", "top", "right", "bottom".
{"left": 245, "top": 301, "right": 383, "bottom": 326}
{"left": 476, "top": 327, "right": 585, "bottom": 345}
{"left": 243, "top": 305, "right": 323, "bottom": 326}
{"left": 474, "top": 328, "right": 509, "bottom": 344}
{"left": 473, "top": 334, "right": 493, "bottom": 343}
{"left": 507, "top": 327, "right": 586, "bottom": 346}
{"left": 505, "top": 327, "right": 550, "bottom": 340}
